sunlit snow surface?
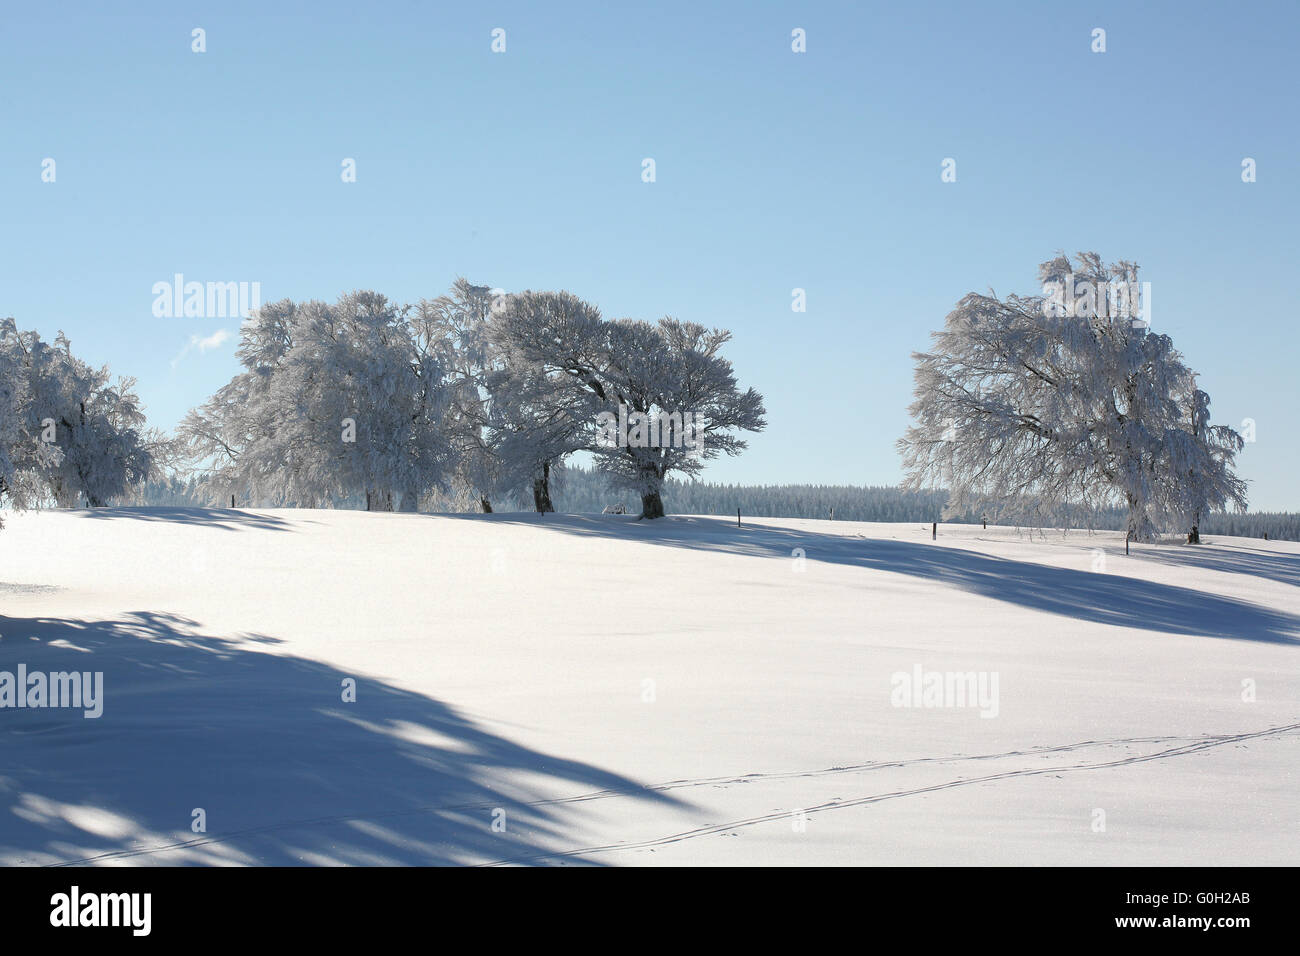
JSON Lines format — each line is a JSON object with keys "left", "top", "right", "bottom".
{"left": 1, "top": 507, "right": 1296, "bottom": 865}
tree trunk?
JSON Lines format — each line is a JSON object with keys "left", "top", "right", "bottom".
{"left": 532, "top": 462, "right": 555, "bottom": 513}
{"left": 1125, "top": 495, "right": 1141, "bottom": 543}
{"left": 480, "top": 497, "right": 493, "bottom": 514}
{"left": 635, "top": 458, "right": 666, "bottom": 520}
{"left": 640, "top": 489, "right": 665, "bottom": 520}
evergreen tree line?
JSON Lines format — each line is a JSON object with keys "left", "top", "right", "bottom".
{"left": 128, "top": 468, "right": 1300, "bottom": 542}
{"left": 548, "top": 468, "right": 1299, "bottom": 541}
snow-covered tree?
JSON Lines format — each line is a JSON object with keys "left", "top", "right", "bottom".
{"left": 416, "top": 280, "right": 588, "bottom": 514}
{"left": 1158, "top": 384, "right": 1247, "bottom": 543}
{"left": 486, "top": 335, "right": 589, "bottom": 513}
{"left": 178, "top": 369, "right": 262, "bottom": 505}
{"left": 492, "top": 291, "right": 766, "bottom": 518}
{"left": 0, "top": 320, "right": 32, "bottom": 527}
{"left": 0, "top": 320, "right": 154, "bottom": 513}
{"left": 182, "top": 292, "right": 452, "bottom": 510}
{"left": 898, "top": 252, "right": 1247, "bottom": 540}
{"left": 413, "top": 280, "right": 505, "bottom": 512}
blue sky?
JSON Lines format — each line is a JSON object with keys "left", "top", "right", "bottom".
{"left": 3, "top": 0, "right": 1297, "bottom": 508}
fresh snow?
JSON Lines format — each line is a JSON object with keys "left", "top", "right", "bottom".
{"left": 1, "top": 508, "right": 1297, "bottom": 865}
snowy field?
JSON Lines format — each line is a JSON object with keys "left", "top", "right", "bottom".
{"left": 1, "top": 508, "right": 1297, "bottom": 866}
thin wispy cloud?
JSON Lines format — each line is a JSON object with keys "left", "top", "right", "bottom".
{"left": 170, "top": 328, "right": 230, "bottom": 369}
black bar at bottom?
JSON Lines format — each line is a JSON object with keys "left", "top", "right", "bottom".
{"left": 0, "top": 866, "right": 1282, "bottom": 943}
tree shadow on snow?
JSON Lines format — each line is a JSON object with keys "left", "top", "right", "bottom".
{"left": 1131, "top": 543, "right": 1300, "bottom": 591}
{"left": 74, "top": 507, "right": 299, "bottom": 532}
{"left": 490, "top": 515, "right": 1300, "bottom": 646}
{"left": 0, "top": 611, "right": 682, "bottom": 866}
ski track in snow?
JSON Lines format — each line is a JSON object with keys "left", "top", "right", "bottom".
{"left": 481, "top": 721, "right": 1300, "bottom": 865}
{"left": 39, "top": 722, "right": 1299, "bottom": 867}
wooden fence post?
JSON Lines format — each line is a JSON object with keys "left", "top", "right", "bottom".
{"left": 932, "top": 522, "right": 937, "bottom": 540}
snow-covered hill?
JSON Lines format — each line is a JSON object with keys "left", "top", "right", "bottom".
{"left": 1, "top": 508, "right": 1296, "bottom": 865}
